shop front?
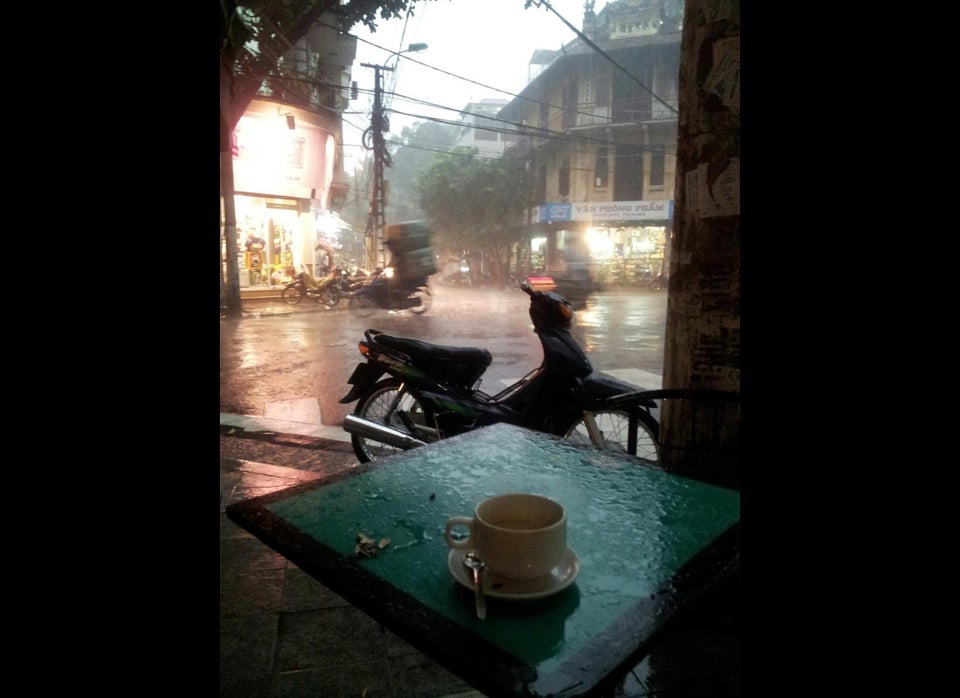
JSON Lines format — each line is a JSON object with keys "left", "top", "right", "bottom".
{"left": 526, "top": 199, "right": 673, "bottom": 288}
{"left": 227, "top": 98, "right": 344, "bottom": 290}
{"left": 234, "top": 196, "right": 302, "bottom": 287}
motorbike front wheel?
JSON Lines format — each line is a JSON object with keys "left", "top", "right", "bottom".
{"left": 564, "top": 409, "right": 660, "bottom": 463}
{"left": 318, "top": 285, "right": 342, "bottom": 308}
{"left": 351, "top": 379, "right": 429, "bottom": 463}
{"left": 408, "top": 286, "right": 432, "bottom": 315}
{"left": 281, "top": 284, "right": 304, "bottom": 305}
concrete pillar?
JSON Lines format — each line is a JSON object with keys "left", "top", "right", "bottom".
{"left": 661, "top": 0, "right": 741, "bottom": 481}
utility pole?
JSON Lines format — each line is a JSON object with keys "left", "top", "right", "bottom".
{"left": 360, "top": 45, "right": 427, "bottom": 271}
{"left": 361, "top": 62, "right": 393, "bottom": 271}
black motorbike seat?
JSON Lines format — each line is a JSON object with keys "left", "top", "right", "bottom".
{"left": 374, "top": 334, "right": 493, "bottom": 386}
{"left": 375, "top": 334, "right": 492, "bottom": 366}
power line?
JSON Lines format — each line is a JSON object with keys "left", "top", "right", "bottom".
{"left": 385, "top": 106, "right": 678, "bottom": 157}
{"left": 535, "top": 0, "right": 678, "bottom": 116}
{"left": 318, "top": 14, "right": 677, "bottom": 135}
{"left": 262, "top": 21, "right": 679, "bottom": 179}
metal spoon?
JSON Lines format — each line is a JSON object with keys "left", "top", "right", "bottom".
{"left": 463, "top": 552, "right": 487, "bottom": 620}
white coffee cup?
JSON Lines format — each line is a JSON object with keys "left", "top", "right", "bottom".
{"left": 444, "top": 493, "right": 567, "bottom": 580}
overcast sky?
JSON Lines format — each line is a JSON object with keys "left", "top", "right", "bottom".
{"left": 342, "top": 0, "right": 606, "bottom": 168}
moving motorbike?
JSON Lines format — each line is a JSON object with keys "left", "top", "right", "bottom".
{"left": 440, "top": 258, "right": 472, "bottom": 286}
{"left": 339, "top": 282, "right": 660, "bottom": 463}
{"left": 281, "top": 267, "right": 352, "bottom": 307}
{"left": 347, "top": 265, "right": 433, "bottom": 317}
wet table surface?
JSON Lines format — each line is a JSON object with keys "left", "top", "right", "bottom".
{"left": 226, "top": 422, "right": 740, "bottom": 697}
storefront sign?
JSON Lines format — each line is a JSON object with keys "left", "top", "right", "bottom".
{"left": 265, "top": 198, "right": 299, "bottom": 210}
{"left": 535, "top": 200, "right": 673, "bottom": 223}
{"left": 573, "top": 200, "right": 672, "bottom": 221}
{"left": 232, "top": 115, "right": 328, "bottom": 199}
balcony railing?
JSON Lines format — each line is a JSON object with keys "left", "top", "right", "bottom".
{"left": 608, "top": 92, "right": 679, "bottom": 124}
{"left": 552, "top": 93, "right": 681, "bottom": 133}
{"left": 504, "top": 91, "right": 679, "bottom": 157}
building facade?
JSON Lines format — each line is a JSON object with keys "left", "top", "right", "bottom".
{"left": 449, "top": 98, "right": 514, "bottom": 158}
{"left": 498, "top": 0, "right": 682, "bottom": 288}
{"left": 224, "top": 17, "right": 357, "bottom": 289}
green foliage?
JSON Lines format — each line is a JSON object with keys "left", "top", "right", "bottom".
{"left": 416, "top": 148, "right": 532, "bottom": 255}
{"left": 221, "top": 1, "right": 434, "bottom": 131}
{"left": 385, "top": 120, "right": 460, "bottom": 223}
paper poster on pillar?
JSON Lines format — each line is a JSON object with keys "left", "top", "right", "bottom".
{"left": 685, "top": 158, "right": 739, "bottom": 219}
{"left": 705, "top": 36, "right": 740, "bottom": 112}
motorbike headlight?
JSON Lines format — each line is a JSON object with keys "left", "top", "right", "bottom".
{"left": 384, "top": 267, "right": 395, "bottom": 278}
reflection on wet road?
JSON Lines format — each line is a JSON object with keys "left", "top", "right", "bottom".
{"left": 220, "top": 285, "right": 667, "bottom": 438}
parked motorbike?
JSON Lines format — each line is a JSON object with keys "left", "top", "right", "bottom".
{"left": 339, "top": 282, "right": 660, "bottom": 463}
{"left": 281, "top": 267, "right": 352, "bottom": 307}
{"left": 344, "top": 265, "right": 373, "bottom": 290}
{"left": 346, "top": 265, "right": 432, "bottom": 318}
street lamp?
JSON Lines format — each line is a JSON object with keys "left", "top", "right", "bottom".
{"left": 362, "top": 42, "right": 428, "bottom": 270}
{"left": 400, "top": 42, "right": 428, "bottom": 55}
{"left": 389, "top": 43, "right": 429, "bottom": 69}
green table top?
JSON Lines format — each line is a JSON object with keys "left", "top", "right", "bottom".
{"left": 227, "top": 422, "right": 740, "bottom": 697}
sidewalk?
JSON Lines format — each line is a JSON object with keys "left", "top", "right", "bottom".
{"left": 220, "top": 435, "right": 486, "bottom": 698}
{"left": 239, "top": 285, "right": 284, "bottom": 300}
{"left": 220, "top": 424, "right": 739, "bottom": 697}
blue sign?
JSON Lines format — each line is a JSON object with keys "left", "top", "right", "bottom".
{"left": 538, "top": 200, "right": 672, "bottom": 223}
{"left": 539, "top": 202, "right": 572, "bottom": 222}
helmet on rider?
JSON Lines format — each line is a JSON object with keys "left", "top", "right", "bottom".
{"left": 529, "top": 291, "right": 574, "bottom": 330}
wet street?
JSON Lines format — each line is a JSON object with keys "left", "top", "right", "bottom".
{"left": 220, "top": 284, "right": 667, "bottom": 430}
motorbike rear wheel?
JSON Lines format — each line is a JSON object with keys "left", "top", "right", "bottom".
{"left": 564, "top": 409, "right": 660, "bottom": 463}
{"left": 281, "top": 284, "right": 304, "bottom": 305}
{"left": 351, "top": 379, "right": 429, "bottom": 463}
{"left": 348, "top": 289, "right": 378, "bottom": 318}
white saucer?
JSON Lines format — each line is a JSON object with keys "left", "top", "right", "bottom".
{"left": 447, "top": 547, "right": 580, "bottom": 601}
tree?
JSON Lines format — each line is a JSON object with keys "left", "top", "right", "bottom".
{"left": 384, "top": 120, "right": 460, "bottom": 223}
{"left": 220, "top": 0, "right": 432, "bottom": 316}
{"left": 417, "top": 148, "right": 532, "bottom": 286}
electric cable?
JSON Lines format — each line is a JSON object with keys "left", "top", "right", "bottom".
{"left": 317, "top": 13, "right": 676, "bottom": 138}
